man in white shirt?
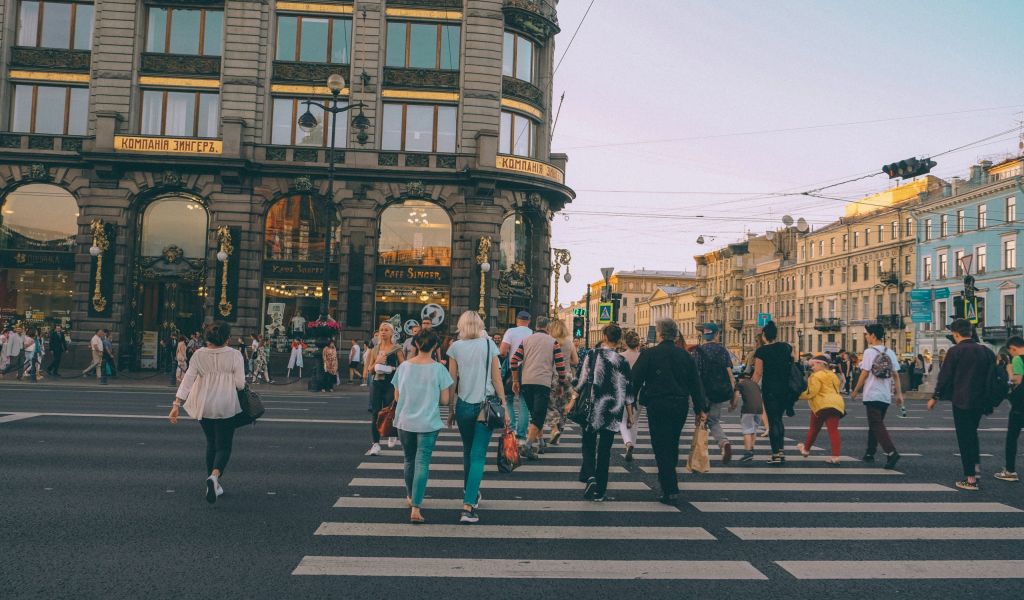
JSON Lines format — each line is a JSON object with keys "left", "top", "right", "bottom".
{"left": 850, "top": 323, "right": 903, "bottom": 469}
{"left": 1, "top": 327, "right": 24, "bottom": 377}
{"left": 500, "top": 311, "right": 533, "bottom": 439}
{"left": 348, "top": 339, "right": 363, "bottom": 384}
{"left": 82, "top": 329, "right": 106, "bottom": 382}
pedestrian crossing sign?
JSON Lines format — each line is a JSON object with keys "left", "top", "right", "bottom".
{"left": 964, "top": 297, "right": 979, "bottom": 324}
{"left": 597, "top": 302, "right": 613, "bottom": 324}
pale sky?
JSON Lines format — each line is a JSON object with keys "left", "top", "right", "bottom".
{"left": 549, "top": 0, "right": 1024, "bottom": 301}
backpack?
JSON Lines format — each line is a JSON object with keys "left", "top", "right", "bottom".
{"left": 985, "top": 357, "right": 1010, "bottom": 413}
{"left": 787, "top": 362, "right": 806, "bottom": 398}
{"left": 694, "top": 345, "right": 734, "bottom": 403}
{"left": 869, "top": 346, "right": 894, "bottom": 379}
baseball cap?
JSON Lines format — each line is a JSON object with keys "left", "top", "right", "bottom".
{"left": 701, "top": 322, "right": 719, "bottom": 340}
{"left": 516, "top": 310, "right": 531, "bottom": 320}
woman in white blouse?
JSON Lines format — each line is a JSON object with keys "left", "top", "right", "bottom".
{"left": 169, "top": 321, "right": 247, "bottom": 504}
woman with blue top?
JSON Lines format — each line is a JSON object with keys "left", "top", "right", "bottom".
{"left": 446, "top": 311, "right": 509, "bottom": 524}
{"left": 392, "top": 330, "right": 453, "bottom": 524}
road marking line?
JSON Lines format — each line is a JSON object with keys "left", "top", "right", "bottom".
{"left": 371, "top": 449, "right": 583, "bottom": 459}
{"left": 626, "top": 454, "right": 859, "bottom": 462}
{"left": 0, "top": 412, "right": 41, "bottom": 423}
{"left": 347, "top": 477, "right": 649, "bottom": 490}
{"left": 691, "top": 502, "right": 1021, "bottom": 513}
{"left": 678, "top": 482, "right": 951, "bottom": 492}
{"left": 0, "top": 412, "right": 370, "bottom": 424}
{"left": 433, "top": 439, "right": 584, "bottom": 448}
{"left": 293, "top": 557, "right": 765, "bottom": 579}
{"left": 730, "top": 527, "right": 1024, "bottom": 540}
{"left": 639, "top": 466, "right": 902, "bottom": 476}
{"left": 315, "top": 522, "right": 715, "bottom": 540}
{"left": 334, "top": 497, "right": 679, "bottom": 512}
{"left": 357, "top": 462, "right": 629, "bottom": 473}
{"left": 776, "top": 560, "right": 1024, "bottom": 579}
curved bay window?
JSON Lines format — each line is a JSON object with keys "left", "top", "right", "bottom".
{"left": 262, "top": 195, "right": 338, "bottom": 357}
{"left": 375, "top": 200, "right": 452, "bottom": 337}
{"left": 0, "top": 184, "right": 78, "bottom": 328}
{"left": 135, "top": 195, "right": 209, "bottom": 368}
{"left": 497, "top": 211, "right": 534, "bottom": 327}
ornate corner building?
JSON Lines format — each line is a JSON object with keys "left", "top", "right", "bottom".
{"left": 0, "top": 0, "right": 573, "bottom": 369}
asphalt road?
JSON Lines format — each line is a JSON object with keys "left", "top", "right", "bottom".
{"left": 2, "top": 381, "right": 1023, "bottom": 599}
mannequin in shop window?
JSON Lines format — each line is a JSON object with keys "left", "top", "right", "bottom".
{"left": 287, "top": 338, "right": 308, "bottom": 379}
{"left": 290, "top": 313, "right": 307, "bottom": 335}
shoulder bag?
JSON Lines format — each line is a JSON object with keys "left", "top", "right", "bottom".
{"left": 566, "top": 351, "right": 596, "bottom": 426}
{"left": 477, "top": 339, "right": 506, "bottom": 429}
{"left": 234, "top": 385, "right": 265, "bottom": 428}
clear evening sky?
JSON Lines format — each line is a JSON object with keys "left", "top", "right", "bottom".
{"left": 549, "top": 0, "right": 1024, "bottom": 301}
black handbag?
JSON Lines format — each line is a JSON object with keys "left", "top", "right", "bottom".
{"left": 476, "top": 339, "right": 506, "bottom": 429}
{"left": 237, "top": 385, "right": 265, "bottom": 424}
{"left": 566, "top": 352, "right": 595, "bottom": 426}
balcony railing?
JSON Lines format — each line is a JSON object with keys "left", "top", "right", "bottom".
{"left": 878, "top": 270, "right": 900, "bottom": 286}
{"left": 814, "top": 317, "right": 843, "bottom": 332}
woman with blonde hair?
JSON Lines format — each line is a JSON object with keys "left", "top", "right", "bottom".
{"left": 363, "top": 321, "right": 405, "bottom": 455}
{"left": 545, "top": 318, "right": 579, "bottom": 445}
{"left": 446, "top": 310, "right": 508, "bottom": 523}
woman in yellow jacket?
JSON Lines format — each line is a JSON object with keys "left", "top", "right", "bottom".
{"left": 796, "top": 354, "right": 845, "bottom": 464}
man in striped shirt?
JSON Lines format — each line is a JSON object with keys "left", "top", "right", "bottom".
{"left": 511, "top": 316, "right": 568, "bottom": 460}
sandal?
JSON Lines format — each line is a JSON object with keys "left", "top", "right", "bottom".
{"left": 796, "top": 443, "right": 810, "bottom": 458}
{"left": 410, "top": 511, "right": 426, "bottom": 524}
{"left": 549, "top": 430, "right": 562, "bottom": 445}
{"left": 955, "top": 479, "right": 979, "bottom": 491}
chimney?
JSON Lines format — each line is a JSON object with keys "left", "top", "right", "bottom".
{"left": 943, "top": 183, "right": 952, "bottom": 197}
{"left": 951, "top": 176, "right": 962, "bottom": 195}
{"left": 969, "top": 163, "right": 988, "bottom": 184}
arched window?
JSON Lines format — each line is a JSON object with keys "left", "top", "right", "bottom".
{"left": 378, "top": 200, "right": 451, "bottom": 266}
{"left": 140, "top": 195, "right": 207, "bottom": 258}
{"left": 375, "top": 200, "right": 452, "bottom": 334}
{"left": 499, "top": 211, "right": 532, "bottom": 271}
{"left": 264, "top": 194, "right": 328, "bottom": 262}
{"left": 0, "top": 183, "right": 78, "bottom": 251}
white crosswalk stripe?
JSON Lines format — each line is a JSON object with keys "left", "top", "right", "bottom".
{"left": 315, "top": 522, "right": 716, "bottom": 539}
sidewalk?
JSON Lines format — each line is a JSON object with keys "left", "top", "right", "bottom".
{"left": 0, "top": 371, "right": 368, "bottom": 394}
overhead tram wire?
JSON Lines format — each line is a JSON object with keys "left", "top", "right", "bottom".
{"left": 553, "top": 0, "right": 596, "bottom": 75}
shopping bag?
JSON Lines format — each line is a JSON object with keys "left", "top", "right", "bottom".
{"left": 496, "top": 428, "right": 520, "bottom": 473}
{"left": 686, "top": 420, "right": 711, "bottom": 474}
{"left": 376, "top": 403, "right": 397, "bottom": 438}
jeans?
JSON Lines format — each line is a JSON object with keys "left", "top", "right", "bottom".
{"left": 864, "top": 401, "right": 896, "bottom": 455}
{"left": 1006, "top": 410, "right": 1024, "bottom": 472}
{"left": 805, "top": 408, "right": 842, "bottom": 457}
{"left": 646, "top": 403, "right": 688, "bottom": 495}
{"left": 953, "top": 406, "right": 983, "bottom": 478}
{"left": 706, "top": 402, "right": 731, "bottom": 447}
{"left": 369, "top": 380, "right": 394, "bottom": 443}
{"left": 48, "top": 351, "right": 63, "bottom": 375}
{"left": 620, "top": 405, "right": 641, "bottom": 446}
{"left": 580, "top": 428, "right": 615, "bottom": 495}
{"left": 521, "top": 384, "right": 551, "bottom": 429}
{"left": 398, "top": 429, "right": 439, "bottom": 508}
{"left": 508, "top": 395, "right": 530, "bottom": 439}
{"left": 455, "top": 400, "right": 492, "bottom": 506}
{"left": 200, "top": 417, "right": 237, "bottom": 475}
{"left": 764, "top": 396, "right": 787, "bottom": 454}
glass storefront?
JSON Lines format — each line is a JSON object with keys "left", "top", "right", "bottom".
{"left": 262, "top": 281, "right": 337, "bottom": 353}
{"left": 374, "top": 200, "right": 452, "bottom": 338}
{"left": 0, "top": 183, "right": 78, "bottom": 329}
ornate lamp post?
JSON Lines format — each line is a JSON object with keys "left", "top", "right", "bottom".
{"left": 215, "top": 226, "right": 234, "bottom": 317}
{"left": 89, "top": 219, "right": 109, "bottom": 313}
{"left": 296, "top": 73, "right": 369, "bottom": 319}
{"left": 550, "top": 247, "right": 571, "bottom": 316}
{"left": 476, "top": 237, "right": 492, "bottom": 317}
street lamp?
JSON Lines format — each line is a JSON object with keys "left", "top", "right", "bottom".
{"left": 297, "top": 74, "right": 368, "bottom": 318}
{"left": 550, "top": 248, "right": 571, "bottom": 316}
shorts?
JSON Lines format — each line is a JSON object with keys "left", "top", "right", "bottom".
{"left": 520, "top": 384, "right": 551, "bottom": 429}
{"left": 349, "top": 361, "right": 361, "bottom": 370}
{"left": 740, "top": 414, "right": 758, "bottom": 435}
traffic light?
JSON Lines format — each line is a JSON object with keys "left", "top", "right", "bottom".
{"left": 572, "top": 316, "right": 585, "bottom": 339}
{"left": 611, "top": 293, "right": 622, "bottom": 322}
{"left": 600, "top": 285, "right": 611, "bottom": 302}
{"left": 882, "top": 157, "right": 937, "bottom": 180}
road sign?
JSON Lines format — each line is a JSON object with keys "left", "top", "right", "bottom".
{"left": 959, "top": 254, "right": 973, "bottom": 276}
{"left": 964, "top": 297, "right": 979, "bottom": 324}
{"left": 572, "top": 308, "right": 587, "bottom": 317}
{"left": 757, "top": 313, "right": 772, "bottom": 328}
{"left": 909, "top": 289, "right": 933, "bottom": 323}
{"left": 600, "top": 267, "right": 614, "bottom": 283}
{"left": 597, "top": 302, "right": 613, "bottom": 324}
{"left": 824, "top": 342, "right": 840, "bottom": 353}
{"left": 934, "top": 287, "right": 950, "bottom": 299}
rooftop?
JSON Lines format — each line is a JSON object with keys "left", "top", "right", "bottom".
{"left": 616, "top": 269, "right": 697, "bottom": 278}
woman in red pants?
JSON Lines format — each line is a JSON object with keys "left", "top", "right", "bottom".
{"left": 796, "top": 354, "right": 845, "bottom": 464}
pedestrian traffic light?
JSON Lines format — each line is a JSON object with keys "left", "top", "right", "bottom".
{"left": 572, "top": 316, "right": 585, "bottom": 339}
{"left": 882, "top": 157, "right": 937, "bottom": 180}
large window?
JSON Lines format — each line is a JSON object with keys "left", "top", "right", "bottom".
{"left": 140, "top": 196, "right": 207, "bottom": 258}
{"left": 923, "top": 218, "right": 932, "bottom": 241}
{"left": 1008, "top": 197, "right": 1017, "bottom": 222}
{"left": 499, "top": 111, "right": 536, "bottom": 157}
{"left": 956, "top": 209, "right": 965, "bottom": 234}
{"left": 1004, "top": 238, "right": 1017, "bottom": 270}
{"left": 954, "top": 250, "right": 965, "bottom": 277}
{"left": 146, "top": 7, "right": 222, "bottom": 56}
{"left": 499, "top": 212, "right": 533, "bottom": 271}
{"left": 977, "top": 245, "right": 987, "bottom": 274}
{"left": 938, "top": 253, "right": 948, "bottom": 279}
{"left": 264, "top": 195, "right": 330, "bottom": 263}
{"left": 940, "top": 214, "right": 948, "bottom": 237}
{"left": 11, "top": 84, "right": 87, "bottom": 135}
{"left": 502, "top": 31, "right": 535, "bottom": 82}
{"left": 1, "top": 184, "right": 78, "bottom": 252}
{"left": 922, "top": 256, "right": 931, "bottom": 281}
{"left": 386, "top": 21, "right": 460, "bottom": 70}
{"left": 17, "top": 0, "right": 93, "bottom": 50}
{"left": 271, "top": 98, "right": 347, "bottom": 146}
{"left": 141, "top": 90, "right": 219, "bottom": 138}
{"left": 381, "top": 103, "right": 456, "bottom": 153}
{"left": 977, "top": 203, "right": 987, "bottom": 229}
{"left": 378, "top": 200, "right": 451, "bottom": 267}
{"left": 276, "top": 15, "right": 351, "bottom": 63}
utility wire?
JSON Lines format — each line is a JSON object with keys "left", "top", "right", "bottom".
{"left": 553, "top": 0, "right": 595, "bottom": 74}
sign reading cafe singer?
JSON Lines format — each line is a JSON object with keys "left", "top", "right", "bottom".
{"left": 376, "top": 265, "right": 451, "bottom": 285}
{"left": 114, "top": 135, "right": 222, "bottom": 155}
{"left": 495, "top": 155, "right": 565, "bottom": 184}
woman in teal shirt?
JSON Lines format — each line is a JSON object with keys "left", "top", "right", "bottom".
{"left": 392, "top": 330, "right": 453, "bottom": 523}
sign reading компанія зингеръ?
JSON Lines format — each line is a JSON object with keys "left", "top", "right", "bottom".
{"left": 113, "top": 135, "right": 222, "bottom": 154}
{"left": 495, "top": 155, "right": 565, "bottom": 184}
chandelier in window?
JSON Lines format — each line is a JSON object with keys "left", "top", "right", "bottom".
{"left": 407, "top": 210, "right": 429, "bottom": 226}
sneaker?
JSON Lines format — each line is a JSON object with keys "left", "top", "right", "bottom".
{"left": 624, "top": 444, "right": 634, "bottom": 462}
{"left": 899, "top": 405, "right": 908, "bottom": 418}
{"left": 768, "top": 452, "right": 785, "bottom": 464}
{"left": 884, "top": 451, "right": 901, "bottom": 470}
{"left": 955, "top": 479, "right": 979, "bottom": 491}
{"left": 216, "top": 483, "right": 225, "bottom": 497}
{"left": 459, "top": 509, "right": 480, "bottom": 524}
{"left": 584, "top": 477, "right": 598, "bottom": 500}
{"left": 721, "top": 442, "right": 733, "bottom": 465}
{"left": 862, "top": 453, "right": 876, "bottom": 463}
{"left": 205, "top": 476, "right": 218, "bottom": 504}
{"left": 825, "top": 457, "right": 842, "bottom": 465}
{"left": 591, "top": 494, "right": 606, "bottom": 502}
{"left": 369, "top": 443, "right": 381, "bottom": 456}
{"left": 658, "top": 493, "right": 679, "bottom": 506}
{"left": 360, "top": 383, "right": 367, "bottom": 387}
{"left": 796, "top": 442, "right": 810, "bottom": 458}
{"left": 739, "top": 451, "right": 755, "bottom": 462}
{"left": 994, "top": 470, "right": 1020, "bottom": 482}
{"left": 387, "top": 437, "right": 397, "bottom": 448}
{"left": 523, "top": 444, "right": 540, "bottom": 461}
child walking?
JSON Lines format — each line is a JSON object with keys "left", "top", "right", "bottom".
{"left": 735, "top": 372, "right": 763, "bottom": 461}
{"left": 796, "top": 354, "right": 845, "bottom": 464}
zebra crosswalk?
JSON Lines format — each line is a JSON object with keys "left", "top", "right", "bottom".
{"left": 291, "top": 416, "right": 1024, "bottom": 583}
